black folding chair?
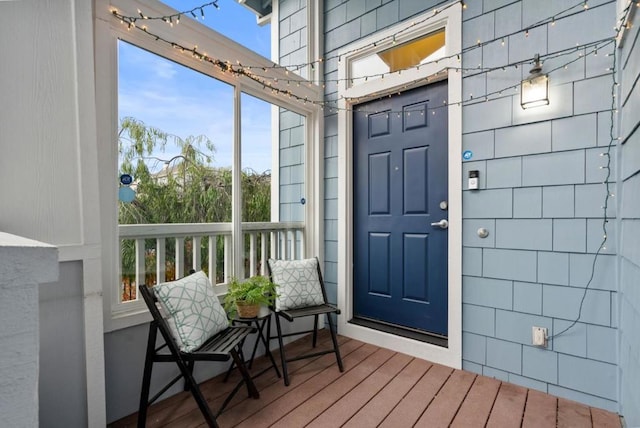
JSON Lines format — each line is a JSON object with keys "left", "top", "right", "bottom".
{"left": 138, "top": 280, "right": 259, "bottom": 428}
{"left": 267, "top": 257, "right": 344, "bottom": 386}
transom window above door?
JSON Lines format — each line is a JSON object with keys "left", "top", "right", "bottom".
{"left": 349, "top": 29, "right": 446, "bottom": 87}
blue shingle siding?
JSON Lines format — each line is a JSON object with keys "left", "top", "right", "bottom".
{"left": 482, "top": 248, "right": 537, "bottom": 282}
{"left": 486, "top": 157, "right": 522, "bottom": 188}
{"left": 542, "top": 186, "right": 575, "bottom": 218}
{"left": 551, "top": 114, "right": 597, "bottom": 151}
{"left": 495, "top": 122, "right": 551, "bottom": 158}
{"left": 513, "top": 187, "right": 542, "bottom": 218}
{"left": 522, "top": 346, "right": 558, "bottom": 384}
{"left": 495, "top": 310, "right": 552, "bottom": 345}
{"left": 462, "top": 331, "right": 486, "bottom": 365}
{"left": 463, "top": 276, "right": 512, "bottom": 310}
{"left": 513, "top": 281, "right": 542, "bottom": 315}
{"left": 508, "top": 373, "right": 548, "bottom": 393}
{"left": 618, "top": 2, "right": 640, "bottom": 424}
{"left": 463, "top": 130, "right": 495, "bottom": 160}
{"left": 458, "top": 0, "right": 620, "bottom": 412}
{"left": 462, "top": 247, "right": 483, "bottom": 276}
{"left": 278, "top": 0, "right": 308, "bottom": 223}
{"left": 486, "top": 337, "right": 522, "bottom": 374}
{"left": 537, "top": 251, "right": 569, "bottom": 286}
{"left": 311, "top": 0, "right": 629, "bottom": 413}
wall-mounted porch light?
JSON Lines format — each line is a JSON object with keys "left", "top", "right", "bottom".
{"left": 520, "top": 54, "right": 549, "bottom": 109}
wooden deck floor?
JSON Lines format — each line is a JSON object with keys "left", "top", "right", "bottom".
{"left": 110, "top": 331, "right": 621, "bottom": 427}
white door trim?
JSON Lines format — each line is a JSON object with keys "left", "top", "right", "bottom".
{"left": 336, "top": 2, "right": 462, "bottom": 368}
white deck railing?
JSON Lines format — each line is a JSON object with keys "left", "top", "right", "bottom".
{"left": 118, "top": 222, "right": 305, "bottom": 302}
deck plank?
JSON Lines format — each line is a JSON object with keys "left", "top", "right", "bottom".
{"left": 231, "top": 342, "right": 379, "bottom": 428}
{"left": 378, "top": 363, "right": 454, "bottom": 428}
{"left": 558, "top": 397, "right": 592, "bottom": 428}
{"left": 342, "top": 358, "right": 433, "bottom": 428}
{"left": 415, "top": 369, "right": 477, "bottom": 427}
{"left": 307, "top": 352, "right": 413, "bottom": 427}
{"left": 269, "top": 347, "right": 396, "bottom": 427}
{"left": 108, "top": 334, "right": 622, "bottom": 428}
{"left": 450, "top": 374, "right": 501, "bottom": 428}
{"left": 486, "top": 382, "right": 528, "bottom": 428}
{"left": 522, "top": 388, "right": 557, "bottom": 428}
{"left": 591, "top": 407, "right": 621, "bottom": 427}
{"left": 123, "top": 330, "right": 342, "bottom": 428}
{"left": 218, "top": 340, "right": 364, "bottom": 426}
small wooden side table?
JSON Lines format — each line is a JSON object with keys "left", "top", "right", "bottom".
{"left": 224, "top": 306, "right": 281, "bottom": 381}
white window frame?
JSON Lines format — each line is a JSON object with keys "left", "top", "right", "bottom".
{"left": 97, "top": 0, "right": 322, "bottom": 331}
{"left": 336, "top": 2, "right": 463, "bottom": 368}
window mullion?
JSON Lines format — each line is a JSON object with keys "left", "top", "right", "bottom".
{"left": 232, "top": 86, "right": 244, "bottom": 280}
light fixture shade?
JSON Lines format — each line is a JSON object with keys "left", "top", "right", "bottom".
{"left": 521, "top": 73, "right": 549, "bottom": 109}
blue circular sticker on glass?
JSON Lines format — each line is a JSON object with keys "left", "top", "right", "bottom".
{"left": 119, "top": 186, "right": 136, "bottom": 203}
{"left": 120, "top": 174, "right": 133, "bottom": 186}
{"left": 462, "top": 150, "right": 473, "bottom": 160}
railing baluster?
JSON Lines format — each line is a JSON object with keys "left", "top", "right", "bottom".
{"left": 249, "top": 233, "right": 257, "bottom": 277}
{"left": 192, "top": 236, "right": 201, "bottom": 273}
{"left": 156, "top": 238, "right": 166, "bottom": 285}
{"left": 289, "top": 229, "right": 297, "bottom": 261}
{"left": 135, "top": 238, "right": 145, "bottom": 298}
{"left": 270, "top": 231, "right": 277, "bottom": 260}
{"left": 260, "top": 232, "right": 268, "bottom": 275}
{"left": 119, "top": 223, "right": 304, "bottom": 296}
{"left": 299, "top": 229, "right": 305, "bottom": 259}
{"left": 281, "top": 230, "right": 288, "bottom": 260}
{"left": 208, "top": 235, "right": 217, "bottom": 286}
{"left": 224, "top": 234, "right": 232, "bottom": 283}
{"left": 175, "top": 237, "right": 185, "bottom": 279}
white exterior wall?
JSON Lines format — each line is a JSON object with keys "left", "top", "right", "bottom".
{"left": 0, "top": 0, "right": 106, "bottom": 425}
{"left": 0, "top": 233, "right": 58, "bottom": 428}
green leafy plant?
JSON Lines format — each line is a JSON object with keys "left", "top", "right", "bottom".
{"left": 223, "top": 276, "right": 278, "bottom": 318}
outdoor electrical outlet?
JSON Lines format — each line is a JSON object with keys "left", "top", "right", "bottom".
{"left": 532, "top": 326, "right": 548, "bottom": 347}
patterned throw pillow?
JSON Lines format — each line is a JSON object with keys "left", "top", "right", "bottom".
{"left": 269, "top": 258, "right": 325, "bottom": 311}
{"left": 153, "top": 271, "right": 228, "bottom": 353}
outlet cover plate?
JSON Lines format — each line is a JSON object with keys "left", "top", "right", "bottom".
{"left": 532, "top": 326, "right": 548, "bottom": 347}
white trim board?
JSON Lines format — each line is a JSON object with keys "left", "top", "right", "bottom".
{"left": 336, "top": 2, "right": 463, "bottom": 368}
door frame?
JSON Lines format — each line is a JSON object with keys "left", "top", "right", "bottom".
{"left": 336, "top": 2, "right": 462, "bottom": 368}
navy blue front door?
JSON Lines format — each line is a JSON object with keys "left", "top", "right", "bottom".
{"left": 353, "top": 81, "right": 449, "bottom": 336}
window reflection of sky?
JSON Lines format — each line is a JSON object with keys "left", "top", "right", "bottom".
{"left": 118, "top": 1, "right": 273, "bottom": 174}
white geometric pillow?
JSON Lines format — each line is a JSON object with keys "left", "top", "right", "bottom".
{"left": 269, "top": 258, "right": 325, "bottom": 311}
{"left": 153, "top": 271, "right": 228, "bottom": 353}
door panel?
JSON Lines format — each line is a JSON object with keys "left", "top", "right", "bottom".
{"left": 353, "top": 81, "right": 448, "bottom": 336}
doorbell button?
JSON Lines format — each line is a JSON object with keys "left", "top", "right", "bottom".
{"left": 468, "top": 170, "right": 479, "bottom": 190}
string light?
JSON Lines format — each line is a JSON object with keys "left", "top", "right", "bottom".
{"left": 114, "top": 0, "right": 598, "bottom": 79}
{"left": 110, "top": 1, "right": 619, "bottom": 115}
{"left": 548, "top": 3, "right": 633, "bottom": 339}
{"left": 112, "top": 1, "right": 219, "bottom": 27}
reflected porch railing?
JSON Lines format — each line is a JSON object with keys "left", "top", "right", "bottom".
{"left": 118, "top": 221, "right": 305, "bottom": 302}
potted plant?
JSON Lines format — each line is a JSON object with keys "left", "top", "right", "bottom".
{"left": 223, "top": 275, "right": 278, "bottom": 318}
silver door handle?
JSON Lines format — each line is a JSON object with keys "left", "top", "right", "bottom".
{"left": 430, "top": 219, "right": 449, "bottom": 229}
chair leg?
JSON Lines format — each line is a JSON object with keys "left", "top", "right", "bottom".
{"left": 261, "top": 316, "right": 281, "bottom": 378}
{"left": 185, "top": 361, "right": 195, "bottom": 391}
{"left": 177, "top": 358, "right": 219, "bottom": 427}
{"left": 326, "top": 312, "right": 344, "bottom": 372}
{"left": 138, "top": 323, "right": 157, "bottom": 428}
{"left": 312, "top": 314, "right": 319, "bottom": 348}
{"left": 230, "top": 349, "right": 259, "bottom": 399}
{"left": 274, "top": 313, "right": 291, "bottom": 386}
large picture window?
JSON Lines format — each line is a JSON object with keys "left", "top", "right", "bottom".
{"left": 106, "top": 0, "right": 318, "bottom": 324}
